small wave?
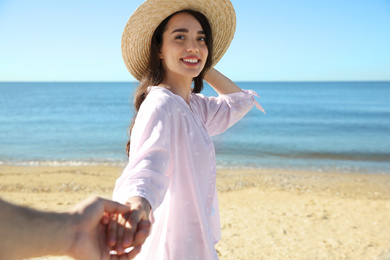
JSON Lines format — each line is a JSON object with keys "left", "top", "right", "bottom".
{"left": 279, "top": 151, "right": 390, "bottom": 163}
{"left": 0, "top": 159, "right": 127, "bottom": 167}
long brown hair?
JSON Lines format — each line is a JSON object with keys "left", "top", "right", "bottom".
{"left": 126, "top": 10, "right": 213, "bottom": 155}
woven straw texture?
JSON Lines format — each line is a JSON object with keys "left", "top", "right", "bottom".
{"left": 121, "top": 0, "right": 236, "bottom": 80}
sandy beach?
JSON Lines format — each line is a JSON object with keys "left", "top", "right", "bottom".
{"left": 1, "top": 165, "right": 389, "bottom": 260}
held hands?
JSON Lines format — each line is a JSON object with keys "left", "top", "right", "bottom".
{"left": 107, "top": 196, "right": 152, "bottom": 258}
{"left": 66, "top": 196, "right": 151, "bottom": 260}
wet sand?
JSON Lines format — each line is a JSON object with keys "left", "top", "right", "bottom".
{"left": 1, "top": 165, "right": 389, "bottom": 260}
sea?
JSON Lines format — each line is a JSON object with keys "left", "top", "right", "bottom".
{"left": 0, "top": 81, "right": 389, "bottom": 174}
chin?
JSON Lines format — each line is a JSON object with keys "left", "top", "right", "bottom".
{"left": 186, "top": 69, "right": 203, "bottom": 78}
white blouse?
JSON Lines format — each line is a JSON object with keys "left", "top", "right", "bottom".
{"left": 113, "top": 86, "right": 264, "bottom": 259}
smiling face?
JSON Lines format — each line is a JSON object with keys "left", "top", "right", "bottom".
{"left": 159, "top": 12, "right": 209, "bottom": 82}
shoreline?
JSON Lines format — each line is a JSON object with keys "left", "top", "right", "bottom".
{"left": 1, "top": 165, "right": 390, "bottom": 259}
{"left": 1, "top": 160, "right": 389, "bottom": 174}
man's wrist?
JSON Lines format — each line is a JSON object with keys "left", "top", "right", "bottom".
{"left": 43, "top": 211, "right": 74, "bottom": 257}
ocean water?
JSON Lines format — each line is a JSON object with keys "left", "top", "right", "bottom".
{"left": 0, "top": 81, "right": 389, "bottom": 173}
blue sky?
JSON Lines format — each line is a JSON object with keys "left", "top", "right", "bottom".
{"left": 0, "top": 0, "right": 389, "bottom": 82}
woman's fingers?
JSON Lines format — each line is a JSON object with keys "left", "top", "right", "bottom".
{"left": 121, "top": 212, "right": 134, "bottom": 248}
{"left": 133, "top": 220, "right": 151, "bottom": 247}
{"left": 114, "top": 214, "right": 127, "bottom": 254}
{"left": 107, "top": 213, "right": 118, "bottom": 247}
{"left": 101, "top": 212, "right": 110, "bottom": 225}
{"left": 121, "top": 209, "right": 143, "bottom": 249}
{"left": 110, "top": 246, "right": 141, "bottom": 260}
{"left": 125, "top": 246, "right": 142, "bottom": 259}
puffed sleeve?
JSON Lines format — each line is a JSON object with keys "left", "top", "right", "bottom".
{"left": 112, "top": 97, "right": 171, "bottom": 212}
{"left": 191, "top": 89, "right": 265, "bottom": 136}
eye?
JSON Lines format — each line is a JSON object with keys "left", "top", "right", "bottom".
{"left": 198, "top": 36, "right": 206, "bottom": 42}
{"left": 175, "top": 35, "right": 185, "bottom": 40}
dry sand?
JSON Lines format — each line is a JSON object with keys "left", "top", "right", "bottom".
{"left": 0, "top": 165, "right": 389, "bottom": 260}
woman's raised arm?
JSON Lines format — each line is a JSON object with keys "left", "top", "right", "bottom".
{"left": 204, "top": 68, "right": 242, "bottom": 95}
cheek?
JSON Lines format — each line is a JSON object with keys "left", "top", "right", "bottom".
{"left": 202, "top": 46, "right": 209, "bottom": 59}
{"left": 160, "top": 43, "right": 179, "bottom": 59}
{"left": 159, "top": 46, "right": 170, "bottom": 60}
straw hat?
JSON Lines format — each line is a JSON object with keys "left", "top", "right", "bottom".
{"left": 121, "top": 0, "right": 236, "bottom": 81}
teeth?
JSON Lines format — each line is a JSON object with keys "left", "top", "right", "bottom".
{"left": 183, "top": 59, "right": 198, "bottom": 63}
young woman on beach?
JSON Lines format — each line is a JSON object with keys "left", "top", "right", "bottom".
{"left": 112, "top": 0, "right": 264, "bottom": 258}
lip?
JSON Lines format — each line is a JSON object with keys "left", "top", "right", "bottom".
{"left": 181, "top": 56, "right": 201, "bottom": 66}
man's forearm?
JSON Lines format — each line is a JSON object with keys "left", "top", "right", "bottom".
{"left": 0, "top": 199, "right": 71, "bottom": 260}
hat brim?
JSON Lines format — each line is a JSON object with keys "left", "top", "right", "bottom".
{"left": 121, "top": 0, "right": 236, "bottom": 81}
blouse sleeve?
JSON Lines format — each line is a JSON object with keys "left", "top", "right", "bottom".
{"left": 112, "top": 99, "right": 171, "bottom": 212}
{"left": 192, "top": 89, "right": 265, "bottom": 136}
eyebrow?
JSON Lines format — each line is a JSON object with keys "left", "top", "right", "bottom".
{"left": 171, "top": 28, "right": 205, "bottom": 34}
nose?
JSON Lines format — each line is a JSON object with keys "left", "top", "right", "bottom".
{"left": 186, "top": 39, "right": 199, "bottom": 53}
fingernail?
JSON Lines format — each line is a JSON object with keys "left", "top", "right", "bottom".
{"left": 123, "top": 237, "right": 131, "bottom": 246}
{"left": 116, "top": 244, "right": 124, "bottom": 253}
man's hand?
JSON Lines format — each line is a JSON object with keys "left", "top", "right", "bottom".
{"left": 66, "top": 196, "right": 151, "bottom": 260}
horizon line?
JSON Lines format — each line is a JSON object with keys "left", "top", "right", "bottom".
{"left": 1, "top": 80, "right": 390, "bottom": 83}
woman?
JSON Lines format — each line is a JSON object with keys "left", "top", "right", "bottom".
{"left": 112, "top": 0, "right": 264, "bottom": 259}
